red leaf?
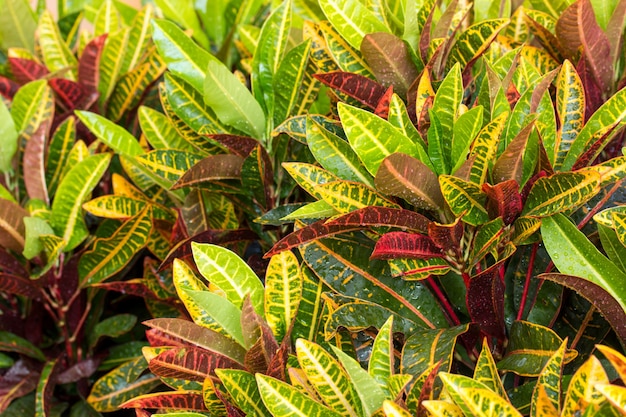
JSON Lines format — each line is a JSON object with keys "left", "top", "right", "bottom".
{"left": 371, "top": 231, "right": 443, "bottom": 260}
{"left": 266, "top": 337, "right": 290, "bottom": 381}
{"left": 0, "top": 247, "right": 28, "bottom": 276}
{"left": 78, "top": 34, "right": 107, "bottom": 94}
{"left": 149, "top": 346, "right": 243, "bottom": 381}
{"left": 8, "top": 58, "right": 49, "bottom": 84}
{"left": 428, "top": 218, "right": 464, "bottom": 253}
{"left": 467, "top": 264, "right": 506, "bottom": 339}
{"left": 263, "top": 220, "right": 363, "bottom": 258}
{"left": 0, "top": 76, "right": 19, "bottom": 100}
{"left": 326, "top": 206, "right": 431, "bottom": 232}
{"left": 49, "top": 78, "right": 85, "bottom": 112}
{"left": 0, "top": 360, "right": 40, "bottom": 413}
{"left": 482, "top": 180, "right": 523, "bottom": 225}
{"left": 492, "top": 120, "right": 536, "bottom": 185}
{"left": 23, "top": 123, "right": 49, "bottom": 204}
{"left": 207, "top": 134, "right": 258, "bottom": 157}
{"left": 374, "top": 85, "right": 394, "bottom": 119}
{"left": 122, "top": 392, "right": 207, "bottom": 411}
{"left": 56, "top": 358, "right": 100, "bottom": 384}
{"left": 171, "top": 154, "right": 244, "bottom": 189}
{"left": 0, "top": 273, "right": 42, "bottom": 299}
{"left": 313, "top": 71, "right": 387, "bottom": 109}
{"left": 416, "top": 361, "right": 442, "bottom": 417}
{"left": 91, "top": 279, "right": 162, "bottom": 300}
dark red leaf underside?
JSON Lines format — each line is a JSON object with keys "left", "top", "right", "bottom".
{"left": 23, "top": 123, "right": 49, "bottom": 204}
{"left": 0, "top": 273, "right": 41, "bottom": 299}
{"left": 0, "top": 248, "right": 28, "bottom": 276}
{"left": 467, "top": 264, "right": 506, "bottom": 339}
{"left": 8, "top": 58, "right": 49, "bottom": 84}
{"left": 326, "top": 206, "right": 431, "bottom": 232}
{"left": 571, "top": 120, "right": 618, "bottom": 169}
{"left": 0, "top": 360, "right": 40, "bottom": 413}
{"left": 171, "top": 154, "right": 244, "bottom": 189}
{"left": 371, "top": 231, "right": 443, "bottom": 260}
{"left": 416, "top": 361, "right": 443, "bottom": 416}
{"left": 540, "top": 273, "right": 626, "bottom": 344}
{"left": 149, "top": 346, "right": 243, "bottom": 381}
{"left": 78, "top": 33, "right": 107, "bottom": 93}
{"left": 244, "top": 324, "right": 279, "bottom": 375}
{"left": 56, "top": 358, "right": 100, "bottom": 384}
{"left": 314, "top": 71, "right": 387, "bottom": 109}
{"left": 482, "top": 180, "right": 522, "bottom": 225}
{"left": 428, "top": 218, "right": 464, "bottom": 253}
{"left": 264, "top": 220, "right": 363, "bottom": 258}
{"left": 266, "top": 338, "right": 290, "bottom": 381}
{"left": 0, "top": 76, "right": 19, "bottom": 100}
{"left": 49, "top": 78, "right": 85, "bottom": 111}
{"left": 122, "top": 392, "right": 207, "bottom": 410}
{"left": 214, "top": 387, "right": 246, "bottom": 417}
{"left": 374, "top": 85, "right": 394, "bottom": 119}
{"left": 576, "top": 57, "right": 605, "bottom": 119}
{"left": 207, "top": 134, "right": 259, "bottom": 157}
{"left": 492, "top": 120, "right": 535, "bottom": 186}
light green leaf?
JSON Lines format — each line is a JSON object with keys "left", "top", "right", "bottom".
{"left": 154, "top": 0, "right": 209, "bottom": 49}
{"left": 216, "top": 369, "right": 270, "bottom": 417}
{"left": 23, "top": 216, "right": 54, "bottom": 259}
{"left": 138, "top": 106, "right": 190, "bottom": 151}
{"left": 265, "top": 251, "right": 302, "bottom": 342}
{"left": 98, "top": 28, "right": 129, "bottom": 106}
{"left": 38, "top": 11, "right": 77, "bottom": 79}
{"left": 0, "top": 99, "right": 18, "bottom": 173}
{"left": 76, "top": 111, "right": 143, "bottom": 156}
{"left": 0, "top": 0, "right": 36, "bottom": 51}
{"left": 10, "top": 80, "right": 54, "bottom": 141}
{"left": 320, "top": 0, "right": 389, "bottom": 50}
{"left": 273, "top": 39, "right": 312, "bottom": 125}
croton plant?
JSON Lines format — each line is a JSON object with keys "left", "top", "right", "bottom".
{"left": 0, "top": 0, "right": 625, "bottom": 415}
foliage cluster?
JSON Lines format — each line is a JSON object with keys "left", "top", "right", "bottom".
{"left": 0, "top": 0, "right": 625, "bottom": 415}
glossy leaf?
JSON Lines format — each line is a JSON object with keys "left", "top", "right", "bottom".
{"left": 326, "top": 206, "right": 431, "bottom": 233}
{"left": 38, "top": 11, "right": 77, "bottom": 79}
{"left": 121, "top": 391, "right": 207, "bottom": 411}
{"left": 469, "top": 114, "right": 507, "bottom": 185}
{"left": 0, "top": 99, "right": 18, "bottom": 173}
{"left": 431, "top": 63, "right": 463, "bottom": 160}
{"left": 148, "top": 346, "right": 242, "bottom": 382}
{"left": 51, "top": 153, "right": 112, "bottom": 251}
{"left": 90, "top": 314, "right": 137, "bottom": 347}
{"left": 10, "top": 79, "right": 53, "bottom": 141}
{"left": 265, "top": 251, "right": 302, "bottom": 342}
{"left": 468, "top": 264, "right": 506, "bottom": 339}
{"left": 448, "top": 19, "right": 509, "bottom": 70}
{"left": 440, "top": 175, "right": 489, "bottom": 225}
{"left": 98, "top": 28, "right": 129, "bottom": 106}
{"left": 83, "top": 195, "right": 173, "bottom": 221}
{"left": 172, "top": 154, "right": 243, "bottom": 189}
{"left": 314, "top": 71, "right": 386, "bottom": 110}
{"left": 0, "top": 331, "right": 45, "bottom": 361}
{"left": 135, "top": 149, "right": 204, "bottom": 188}
{"left": 319, "top": 20, "right": 374, "bottom": 77}
{"left": 421, "top": 400, "right": 464, "bottom": 417}
{"left": 273, "top": 39, "right": 313, "bottom": 125}
{"left": 371, "top": 232, "right": 443, "bottom": 260}
{"left": 121, "top": 5, "right": 154, "bottom": 73}
{"left": 401, "top": 325, "right": 469, "bottom": 377}
{"left": 316, "top": 180, "right": 398, "bottom": 214}
{"left": 554, "top": 60, "right": 585, "bottom": 170}
{"left": 0, "top": 0, "right": 36, "bottom": 51}
{"left": 76, "top": 110, "right": 143, "bottom": 156}
{"left": 531, "top": 340, "right": 567, "bottom": 416}
{"left": 474, "top": 339, "right": 507, "bottom": 398}
{"left": 216, "top": 369, "right": 269, "bottom": 417}
{"left": 369, "top": 315, "right": 394, "bottom": 391}
{"left": 78, "top": 34, "right": 107, "bottom": 94}
{"left": 320, "top": 0, "right": 389, "bottom": 49}
{"left": 561, "top": 355, "right": 609, "bottom": 417}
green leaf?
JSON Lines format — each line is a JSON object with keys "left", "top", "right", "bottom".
{"left": 283, "top": 162, "right": 340, "bottom": 199}
{"left": 35, "top": 359, "right": 59, "bottom": 417}
{"left": 319, "top": 20, "right": 374, "bottom": 77}
{"left": 316, "top": 180, "right": 398, "bottom": 214}
{"left": 320, "top": 0, "right": 389, "bottom": 49}
{"left": 76, "top": 111, "right": 143, "bottom": 156}
{"left": 256, "top": 374, "right": 343, "bottom": 417}
{"left": 421, "top": 400, "right": 464, "bottom": 417}
{"left": 138, "top": 106, "right": 190, "bottom": 151}
{"left": 38, "top": 11, "right": 77, "bottom": 79}
{"left": 87, "top": 357, "right": 161, "bottom": 412}
{"left": 265, "top": 251, "right": 302, "bottom": 342}
{"left": 154, "top": 0, "right": 209, "bottom": 48}
{"left": 296, "top": 339, "right": 362, "bottom": 417}
{"left": 0, "top": 331, "right": 46, "bottom": 361}
{"left": 0, "top": 0, "right": 36, "bottom": 51}
{"left": 152, "top": 19, "right": 210, "bottom": 94}
{"left": 83, "top": 195, "right": 174, "bottom": 221}
{"left": 369, "top": 315, "right": 394, "bottom": 393}
{"left": 531, "top": 340, "right": 566, "bottom": 416}
{"left": 554, "top": 59, "right": 585, "bottom": 170}
{"left": 431, "top": 63, "right": 463, "bottom": 160}
{"left": 0, "top": 99, "right": 18, "bottom": 173}
{"left": 542, "top": 213, "right": 626, "bottom": 313}
{"left": 439, "top": 175, "right": 489, "bottom": 225}
{"left": 98, "top": 28, "right": 129, "bottom": 106}
{"left": 79, "top": 207, "right": 152, "bottom": 286}
{"left": 216, "top": 369, "right": 270, "bottom": 417}
{"left": 10, "top": 79, "right": 54, "bottom": 141}
{"left": 273, "top": 39, "right": 313, "bottom": 125}
{"left": 135, "top": 149, "right": 204, "bottom": 187}
{"left": 338, "top": 102, "right": 419, "bottom": 176}
{"left": 23, "top": 216, "right": 54, "bottom": 259}
{"left": 46, "top": 117, "right": 76, "bottom": 196}
{"left": 120, "top": 4, "right": 153, "bottom": 73}
{"left": 452, "top": 106, "right": 484, "bottom": 173}
{"left": 89, "top": 314, "right": 137, "bottom": 347}
{"left": 401, "top": 325, "right": 469, "bottom": 378}
{"left": 469, "top": 113, "right": 507, "bottom": 185}
{"left": 192, "top": 243, "right": 265, "bottom": 316}
{"left": 292, "top": 266, "right": 326, "bottom": 343}
{"left": 474, "top": 339, "right": 507, "bottom": 398}
{"left": 562, "top": 355, "right": 609, "bottom": 417}
{"left": 448, "top": 19, "right": 509, "bottom": 70}
{"left": 94, "top": 0, "right": 121, "bottom": 37}
{"left": 51, "top": 153, "right": 112, "bottom": 251}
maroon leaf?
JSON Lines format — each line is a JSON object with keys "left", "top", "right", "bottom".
{"left": 266, "top": 337, "right": 290, "bottom": 381}
{"left": 244, "top": 324, "right": 279, "bottom": 375}
{"left": 0, "top": 360, "right": 40, "bottom": 413}
{"left": 326, "top": 206, "right": 431, "bottom": 232}
{"left": 361, "top": 32, "right": 420, "bottom": 96}
{"left": 8, "top": 58, "right": 49, "bottom": 84}
{"left": 56, "top": 358, "right": 100, "bottom": 384}
{"left": 428, "top": 218, "right": 464, "bottom": 253}
{"left": 160, "top": 229, "right": 258, "bottom": 271}
{"left": 49, "top": 78, "right": 85, "bottom": 112}
{"left": 467, "top": 264, "right": 506, "bottom": 339}
{"left": 23, "top": 123, "right": 49, "bottom": 204}
{"left": 0, "top": 198, "right": 29, "bottom": 253}
{"left": 571, "top": 121, "right": 619, "bottom": 169}
{"left": 482, "top": 180, "right": 523, "bottom": 225}
{"left": 416, "top": 362, "right": 442, "bottom": 417}
{"left": 207, "top": 134, "right": 259, "bottom": 157}
{"left": 374, "top": 85, "right": 394, "bottom": 119}
{"left": 214, "top": 386, "right": 246, "bottom": 417}
{"left": 122, "top": 392, "right": 207, "bottom": 410}
{"left": 171, "top": 154, "right": 244, "bottom": 190}
{"left": 576, "top": 56, "right": 605, "bottom": 119}
{"left": 78, "top": 34, "right": 107, "bottom": 94}
{"left": 91, "top": 279, "right": 161, "bottom": 300}
{"left": 313, "top": 71, "right": 387, "bottom": 109}
{"left": 241, "top": 296, "right": 278, "bottom": 357}
{"left": 371, "top": 231, "right": 443, "bottom": 260}
{"left": 525, "top": 16, "right": 565, "bottom": 62}
{"left": 556, "top": 0, "right": 613, "bottom": 95}
{"left": 0, "top": 76, "right": 19, "bottom": 100}
{"left": 492, "top": 120, "right": 536, "bottom": 185}
{"left": 263, "top": 220, "right": 363, "bottom": 258}
{"left": 0, "top": 273, "right": 42, "bottom": 299}
{"left": 0, "top": 247, "right": 28, "bottom": 276}
{"left": 540, "top": 273, "right": 626, "bottom": 344}
{"left": 149, "top": 346, "right": 243, "bottom": 381}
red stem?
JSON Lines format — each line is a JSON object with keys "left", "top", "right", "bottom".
{"left": 427, "top": 276, "right": 461, "bottom": 326}
{"left": 516, "top": 243, "right": 538, "bottom": 321}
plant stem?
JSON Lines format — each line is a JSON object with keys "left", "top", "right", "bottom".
{"left": 571, "top": 306, "right": 596, "bottom": 350}
{"left": 577, "top": 178, "right": 624, "bottom": 230}
{"left": 516, "top": 243, "right": 538, "bottom": 321}
{"left": 427, "top": 276, "right": 461, "bottom": 326}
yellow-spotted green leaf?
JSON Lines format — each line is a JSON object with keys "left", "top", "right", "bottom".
{"left": 135, "top": 149, "right": 204, "bottom": 187}
{"left": 451, "top": 106, "right": 484, "bottom": 173}
{"left": 369, "top": 315, "right": 394, "bottom": 392}
{"left": 216, "top": 369, "right": 270, "bottom": 417}
{"left": 204, "top": 56, "right": 266, "bottom": 140}
{"left": 155, "top": 0, "right": 209, "bottom": 49}
{"left": 597, "top": 384, "right": 626, "bottom": 413}
{"left": 331, "top": 345, "right": 387, "bottom": 416}
{"left": 431, "top": 63, "right": 463, "bottom": 159}
{"left": 164, "top": 73, "right": 228, "bottom": 136}
{"left": 596, "top": 345, "right": 626, "bottom": 382}
{"left": 421, "top": 400, "right": 464, "bottom": 417}
{"left": 387, "top": 94, "right": 425, "bottom": 149}
{"left": 303, "top": 21, "right": 340, "bottom": 73}
{"left": 251, "top": 0, "right": 292, "bottom": 116}
{"left": 338, "top": 103, "right": 420, "bottom": 176}
{"left": 383, "top": 400, "right": 414, "bottom": 417}
{"left": 45, "top": 117, "right": 76, "bottom": 196}
{"left": 76, "top": 111, "right": 143, "bottom": 156}
{"left": 0, "top": 99, "right": 18, "bottom": 173}
{"left": 316, "top": 180, "right": 399, "bottom": 214}
{"left": 87, "top": 357, "right": 160, "bottom": 412}
{"left": 320, "top": 0, "right": 389, "bottom": 50}
{"left": 51, "top": 153, "right": 111, "bottom": 252}
{"left": 319, "top": 21, "right": 374, "bottom": 77}
{"left": 611, "top": 211, "right": 626, "bottom": 247}
{"left": 469, "top": 114, "right": 506, "bottom": 186}
{"left": 522, "top": 171, "right": 601, "bottom": 217}
{"left": 273, "top": 39, "right": 312, "bottom": 125}
{"left": 307, "top": 118, "right": 374, "bottom": 186}
{"left": 594, "top": 206, "right": 626, "bottom": 228}
{"left": 265, "top": 251, "right": 302, "bottom": 342}
{"left": 138, "top": 106, "right": 190, "bottom": 151}
{"left": 562, "top": 355, "right": 609, "bottom": 417}
{"left": 120, "top": 5, "right": 153, "bottom": 74}
{"left": 152, "top": 19, "right": 210, "bottom": 94}
{"left": 553, "top": 60, "right": 585, "bottom": 170}
{"left": 439, "top": 373, "right": 523, "bottom": 417}
{"left": 107, "top": 52, "right": 166, "bottom": 122}
{"left": 256, "top": 374, "right": 343, "bottom": 417}
{"left": 542, "top": 212, "right": 626, "bottom": 312}
{"left": 94, "top": 0, "right": 121, "bottom": 37}
{"left": 291, "top": 266, "right": 326, "bottom": 343}
{"left": 296, "top": 339, "right": 362, "bottom": 417}
{"left": 474, "top": 339, "right": 507, "bottom": 398}
{"left": 401, "top": 325, "right": 469, "bottom": 378}
{"left": 79, "top": 208, "right": 152, "bottom": 286}
{"left": 531, "top": 340, "right": 567, "bottom": 416}
{"left": 83, "top": 195, "right": 174, "bottom": 221}
{"left": 498, "top": 321, "right": 577, "bottom": 376}
{"left": 192, "top": 243, "right": 265, "bottom": 316}
{"left": 38, "top": 11, "right": 77, "bottom": 79}
{"left": 439, "top": 175, "right": 489, "bottom": 225}
{"left": 35, "top": 359, "right": 58, "bottom": 417}
{"left": 60, "top": 140, "right": 89, "bottom": 182}
{"left": 173, "top": 259, "right": 245, "bottom": 345}
{"left": 98, "top": 28, "right": 129, "bottom": 107}
{"left": 10, "top": 80, "right": 53, "bottom": 141}
{"left": 587, "top": 155, "right": 626, "bottom": 188}
{"left": 448, "top": 19, "right": 509, "bottom": 70}
{"left": 283, "top": 162, "right": 340, "bottom": 199}
{"left": 562, "top": 86, "right": 626, "bottom": 170}
{"left": 388, "top": 257, "right": 450, "bottom": 280}
{"left": 0, "top": 0, "right": 36, "bottom": 51}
